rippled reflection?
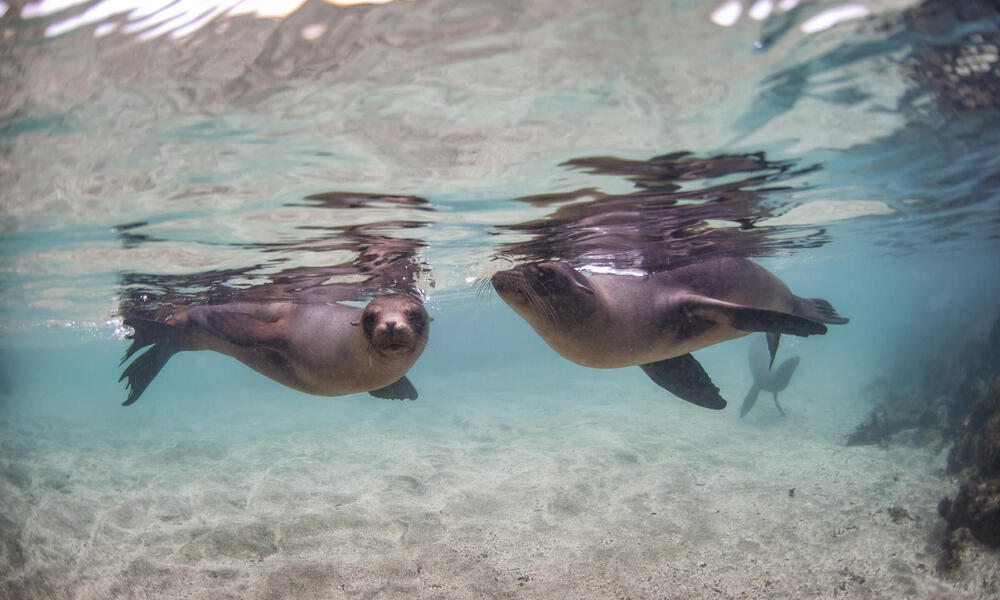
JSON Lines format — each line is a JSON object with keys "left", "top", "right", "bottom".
{"left": 116, "top": 191, "right": 431, "bottom": 317}
{"left": 1, "top": 0, "right": 998, "bottom": 336}
{"left": 492, "top": 151, "right": 830, "bottom": 272}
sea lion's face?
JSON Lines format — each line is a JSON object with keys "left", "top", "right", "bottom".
{"left": 361, "top": 295, "right": 430, "bottom": 358}
{"left": 491, "top": 262, "right": 595, "bottom": 325}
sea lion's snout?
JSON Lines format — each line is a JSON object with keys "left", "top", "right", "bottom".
{"left": 489, "top": 271, "right": 515, "bottom": 294}
{"left": 491, "top": 269, "right": 533, "bottom": 306}
{"left": 362, "top": 295, "right": 429, "bottom": 356}
{"left": 492, "top": 263, "right": 588, "bottom": 303}
{"left": 372, "top": 321, "right": 415, "bottom": 354}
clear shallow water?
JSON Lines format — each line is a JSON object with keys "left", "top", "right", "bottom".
{"left": 2, "top": 0, "right": 1000, "bottom": 597}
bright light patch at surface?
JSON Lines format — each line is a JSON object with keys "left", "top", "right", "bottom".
{"left": 710, "top": 0, "right": 743, "bottom": 27}
{"left": 19, "top": 0, "right": 409, "bottom": 39}
{"left": 710, "top": 0, "right": 870, "bottom": 31}
{"left": 759, "top": 200, "right": 895, "bottom": 226}
{"left": 800, "top": 4, "right": 871, "bottom": 34}
{"left": 748, "top": 0, "right": 774, "bottom": 21}
{"left": 20, "top": 0, "right": 76, "bottom": 17}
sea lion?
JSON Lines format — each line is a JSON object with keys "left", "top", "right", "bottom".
{"left": 490, "top": 258, "right": 847, "bottom": 409}
{"left": 739, "top": 334, "right": 801, "bottom": 418}
{"left": 119, "top": 294, "right": 429, "bottom": 405}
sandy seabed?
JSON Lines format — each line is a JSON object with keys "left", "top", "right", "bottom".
{"left": 1, "top": 361, "right": 998, "bottom": 600}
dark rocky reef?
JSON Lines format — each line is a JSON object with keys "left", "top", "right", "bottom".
{"left": 846, "top": 316, "right": 998, "bottom": 448}
{"left": 939, "top": 477, "right": 1000, "bottom": 545}
{"left": 945, "top": 375, "right": 1000, "bottom": 476}
{"left": 904, "top": 0, "right": 1000, "bottom": 116}
{"left": 848, "top": 314, "right": 1000, "bottom": 571}
{"left": 938, "top": 373, "right": 1000, "bottom": 568}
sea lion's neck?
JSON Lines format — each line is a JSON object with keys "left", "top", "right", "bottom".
{"left": 523, "top": 286, "right": 605, "bottom": 356}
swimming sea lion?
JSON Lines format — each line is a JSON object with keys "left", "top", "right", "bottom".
{"left": 490, "top": 258, "right": 847, "bottom": 409}
{"left": 119, "top": 295, "right": 430, "bottom": 405}
{"left": 739, "top": 334, "right": 801, "bottom": 418}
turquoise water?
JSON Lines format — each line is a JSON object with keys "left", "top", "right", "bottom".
{"left": 2, "top": 0, "right": 1000, "bottom": 597}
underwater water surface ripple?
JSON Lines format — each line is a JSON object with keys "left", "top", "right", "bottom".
{"left": 0, "top": 0, "right": 997, "bottom": 330}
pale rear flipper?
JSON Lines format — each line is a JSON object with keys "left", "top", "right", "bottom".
{"left": 768, "top": 356, "right": 801, "bottom": 391}
{"left": 772, "top": 393, "right": 786, "bottom": 417}
{"left": 741, "top": 347, "right": 800, "bottom": 418}
{"left": 739, "top": 382, "right": 763, "bottom": 418}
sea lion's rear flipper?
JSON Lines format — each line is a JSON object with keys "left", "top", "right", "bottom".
{"left": 687, "top": 297, "right": 828, "bottom": 337}
{"left": 121, "top": 317, "right": 165, "bottom": 365}
{"left": 119, "top": 319, "right": 181, "bottom": 406}
{"left": 766, "top": 332, "right": 781, "bottom": 369}
{"left": 795, "top": 297, "right": 849, "bottom": 325}
{"left": 369, "top": 376, "right": 418, "bottom": 401}
{"left": 639, "top": 355, "right": 727, "bottom": 410}
{"left": 189, "top": 305, "right": 287, "bottom": 348}
{"left": 739, "top": 382, "right": 763, "bottom": 418}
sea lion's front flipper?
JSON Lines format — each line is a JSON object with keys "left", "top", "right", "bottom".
{"left": 189, "top": 305, "right": 288, "bottom": 348}
{"left": 369, "top": 376, "right": 418, "bottom": 401}
{"left": 639, "top": 355, "right": 727, "bottom": 410}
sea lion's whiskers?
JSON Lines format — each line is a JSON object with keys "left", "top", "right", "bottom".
{"left": 526, "top": 292, "right": 558, "bottom": 328}
{"left": 471, "top": 276, "right": 493, "bottom": 302}
{"left": 541, "top": 298, "right": 559, "bottom": 327}
{"left": 525, "top": 293, "right": 544, "bottom": 322}
{"left": 520, "top": 281, "right": 558, "bottom": 327}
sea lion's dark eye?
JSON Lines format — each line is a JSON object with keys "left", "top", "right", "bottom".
{"left": 407, "top": 309, "right": 427, "bottom": 332}
{"left": 362, "top": 312, "right": 377, "bottom": 336}
{"left": 531, "top": 270, "right": 555, "bottom": 293}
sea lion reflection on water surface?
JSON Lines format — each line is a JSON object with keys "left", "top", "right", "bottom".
{"left": 491, "top": 258, "right": 848, "bottom": 410}
{"left": 119, "top": 294, "right": 430, "bottom": 405}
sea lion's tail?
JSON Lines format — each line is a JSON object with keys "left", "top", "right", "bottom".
{"left": 796, "top": 298, "right": 849, "bottom": 325}
{"left": 119, "top": 318, "right": 182, "bottom": 406}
